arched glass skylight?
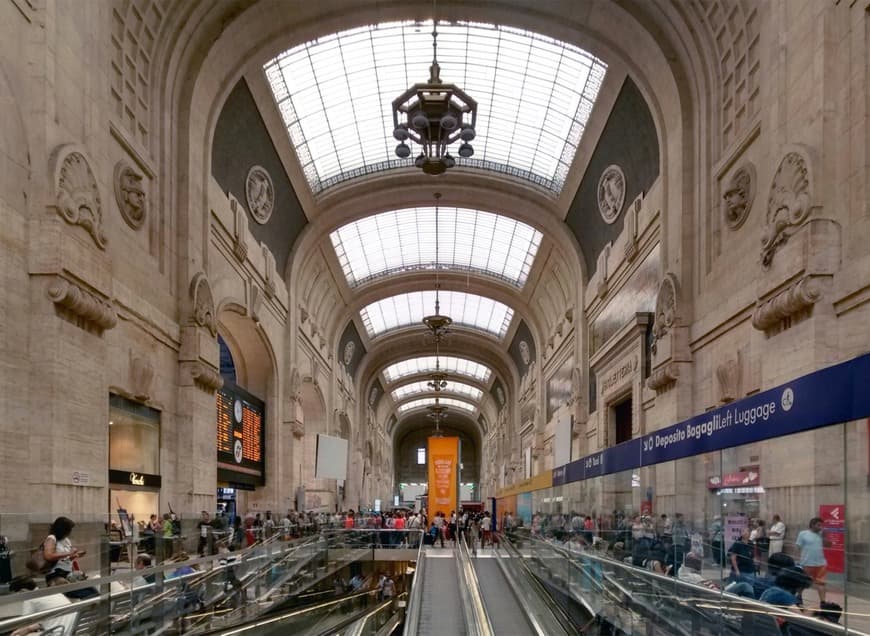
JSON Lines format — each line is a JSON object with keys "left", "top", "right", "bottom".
{"left": 330, "top": 207, "right": 543, "bottom": 288}
{"left": 383, "top": 356, "right": 492, "bottom": 384}
{"left": 391, "top": 380, "right": 483, "bottom": 402}
{"left": 397, "top": 397, "right": 477, "bottom": 414}
{"left": 360, "top": 290, "right": 513, "bottom": 339}
{"left": 264, "top": 21, "right": 607, "bottom": 194}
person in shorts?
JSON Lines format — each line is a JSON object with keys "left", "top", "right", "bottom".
{"left": 796, "top": 517, "right": 827, "bottom": 604}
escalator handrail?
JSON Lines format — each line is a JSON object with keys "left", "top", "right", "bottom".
{"left": 401, "top": 547, "right": 426, "bottom": 636}
{"left": 522, "top": 534, "right": 865, "bottom": 636}
{"left": 456, "top": 533, "right": 494, "bottom": 636}
{"left": 204, "top": 587, "right": 381, "bottom": 635}
{"left": 494, "top": 532, "right": 574, "bottom": 635}
{"left": 345, "top": 592, "right": 408, "bottom": 636}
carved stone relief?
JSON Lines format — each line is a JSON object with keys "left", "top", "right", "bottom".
{"left": 716, "top": 352, "right": 741, "bottom": 403}
{"left": 51, "top": 145, "right": 107, "bottom": 249}
{"left": 47, "top": 276, "right": 117, "bottom": 331}
{"left": 130, "top": 354, "right": 155, "bottom": 401}
{"left": 598, "top": 164, "right": 626, "bottom": 224}
{"left": 723, "top": 163, "right": 755, "bottom": 230}
{"left": 245, "top": 165, "right": 275, "bottom": 225}
{"left": 652, "top": 273, "right": 679, "bottom": 346}
{"left": 189, "top": 273, "right": 217, "bottom": 336}
{"left": 761, "top": 150, "right": 813, "bottom": 267}
{"left": 114, "top": 161, "right": 146, "bottom": 230}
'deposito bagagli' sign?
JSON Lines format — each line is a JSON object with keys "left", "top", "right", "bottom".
{"left": 553, "top": 353, "right": 870, "bottom": 486}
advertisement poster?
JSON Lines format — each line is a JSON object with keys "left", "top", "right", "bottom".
{"left": 725, "top": 514, "right": 749, "bottom": 546}
{"left": 427, "top": 437, "right": 459, "bottom": 520}
{"left": 819, "top": 504, "right": 845, "bottom": 574}
{"left": 516, "top": 492, "right": 532, "bottom": 527}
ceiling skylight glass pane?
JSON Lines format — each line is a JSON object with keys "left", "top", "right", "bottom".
{"left": 330, "top": 207, "right": 543, "bottom": 288}
{"left": 264, "top": 21, "right": 607, "bottom": 194}
{"left": 397, "top": 397, "right": 477, "bottom": 414}
{"left": 360, "top": 291, "right": 513, "bottom": 339}
{"left": 383, "top": 356, "right": 492, "bottom": 384}
{"left": 391, "top": 381, "right": 483, "bottom": 402}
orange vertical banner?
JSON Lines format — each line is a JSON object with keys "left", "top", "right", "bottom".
{"left": 428, "top": 436, "right": 459, "bottom": 520}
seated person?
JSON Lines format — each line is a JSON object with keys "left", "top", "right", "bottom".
{"left": 167, "top": 552, "right": 197, "bottom": 579}
{"left": 752, "top": 552, "right": 796, "bottom": 600}
{"left": 9, "top": 576, "right": 75, "bottom": 636}
{"left": 759, "top": 565, "right": 813, "bottom": 610}
{"left": 133, "top": 554, "right": 155, "bottom": 587}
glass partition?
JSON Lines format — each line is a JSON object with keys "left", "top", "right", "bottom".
{"left": 530, "top": 416, "right": 869, "bottom": 633}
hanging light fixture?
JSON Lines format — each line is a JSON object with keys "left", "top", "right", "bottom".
{"left": 423, "top": 192, "right": 451, "bottom": 433}
{"left": 391, "top": 10, "right": 478, "bottom": 176}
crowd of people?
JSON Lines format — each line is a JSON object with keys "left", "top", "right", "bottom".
{"left": 524, "top": 509, "right": 842, "bottom": 625}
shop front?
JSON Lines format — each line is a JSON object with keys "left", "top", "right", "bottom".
{"left": 108, "top": 395, "right": 162, "bottom": 534}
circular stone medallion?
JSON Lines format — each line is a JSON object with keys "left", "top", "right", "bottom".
{"left": 597, "top": 165, "right": 626, "bottom": 224}
{"left": 245, "top": 165, "right": 275, "bottom": 224}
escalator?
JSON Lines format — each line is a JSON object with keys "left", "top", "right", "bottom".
{"left": 414, "top": 554, "right": 465, "bottom": 635}
{"left": 472, "top": 557, "right": 535, "bottom": 635}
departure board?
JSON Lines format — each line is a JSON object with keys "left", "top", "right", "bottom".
{"left": 216, "top": 382, "right": 265, "bottom": 487}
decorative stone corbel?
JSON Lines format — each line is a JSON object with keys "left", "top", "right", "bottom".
{"left": 262, "top": 243, "right": 277, "bottom": 298}
{"left": 646, "top": 362, "right": 680, "bottom": 392}
{"left": 752, "top": 276, "right": 823, "bottom": 331}
{"left": 249, "top": 280, "right": 264, "bottom": 323}
{"left": 623, "top": 195, "right": 642, "bottom": 262}
{"left": 50, "top": 145, "right": 108, "bottom": 249}
{"left": 715, "top": 352, "right": 741, "bottom": 404}
{"left": 130, "top": 353, "right": 155, "bottom": 401}
{"left": 564, "top": 307, "right": 574, "bottom": 324}
{"left": 298, "top": 305, "right": 309, "bottom": 324}
{"left": 230, "top": 195, "right": 249, "bottom": 262}
{"left": 189, "top": 272, "right": 217, "bottom": 336}
{"left": 596, "top": 243, "right": 611, "bottom": 298}
{"left": 181, "top": 360, "right": 223, "bottom": 393}
{"left": 47, "top": 276, "right": 117, "bottom": 331}
{"left": 753, "top": 218, "right": 840, "bottom": 333}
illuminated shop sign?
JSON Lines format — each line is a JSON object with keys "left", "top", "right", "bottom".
{"left": 707, "top": 469, "right": 760, "bottom": 489}
{"left": 553, "top": 353, "right": 870, "bottom": 486}
{"left": 109, "top": 469, "right": 162, "bottom": 489}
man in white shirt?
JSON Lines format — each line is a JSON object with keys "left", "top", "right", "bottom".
{"left": 480, "top": 513, "right": 492, "bottom": 548}
{"left": 769, "top": 514, "right": 786, "bottom": 555}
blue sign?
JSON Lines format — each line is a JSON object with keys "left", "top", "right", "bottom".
{"left": 552, "top": 353, "right": 870, "bottom": 486}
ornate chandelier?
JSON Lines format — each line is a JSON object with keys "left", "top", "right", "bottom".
{"left": 423, "top": 193, "right": 451, "bottom": 434}
{"left": 392, "top": 20, "right": 478, "bottom": 176}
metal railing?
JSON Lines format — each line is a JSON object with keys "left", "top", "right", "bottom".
{"left": 518, "top": 533, "right": 866, "bottom": 636}
{"left": 456, "top": 531, "right": 493, "bottom": 636}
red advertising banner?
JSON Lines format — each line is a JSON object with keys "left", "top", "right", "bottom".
{"left": 428, "top": 437, "right": 459, "bottom": 520}
{"left": 819, "top": 504, "right": 845, "bottom": 574}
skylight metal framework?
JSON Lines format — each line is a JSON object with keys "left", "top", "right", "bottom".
{"left": 391, "top": 380, "right": 483, "bottom": 402}
{"left": 398, "top": 397, "right": 477, "bottom": 414}
{"left": 264, "top": 21, "right": 607, "bottom": 194}
{"left": 383, "top": 356, "right": 492, "bottom": 384}
{"left": 360, "top": 290, "right": 513, "bottom": 339}
{"left": 330, "top": 207, "right": 543, "bottom": 288}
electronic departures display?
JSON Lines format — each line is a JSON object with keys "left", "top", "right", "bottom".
{"left": 217, "top": 382, "right": 265, "bottom": 487}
